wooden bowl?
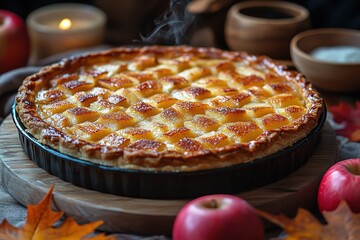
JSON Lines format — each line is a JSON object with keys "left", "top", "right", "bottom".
{"left": 291, "top": 28, "right": 360, "bottom": 92}
{"left": 225, "top": 1, "right": 310, "bottom": 59}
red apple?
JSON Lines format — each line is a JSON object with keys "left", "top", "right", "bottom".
{"left": 318, "top": 158, "right": 360, "bottom": 213}
{"left": 0, "top": 10, "right": 30, "bottom": 74}
{"left": 172, "top": 194, "right": 264, "bottom": 240}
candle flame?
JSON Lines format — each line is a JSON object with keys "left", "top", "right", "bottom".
{"left": 59, "top": 18, "right": 72, "bottom": 30}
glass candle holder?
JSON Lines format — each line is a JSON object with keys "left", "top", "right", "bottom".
{"left": 27, "top": 3, "right": 106, "bottom": 63}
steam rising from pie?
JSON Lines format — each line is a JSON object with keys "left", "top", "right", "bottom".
{"left": 140, "top": 0, "right": 195, "bottom": 45}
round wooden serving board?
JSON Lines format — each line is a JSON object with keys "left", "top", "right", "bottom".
{"left": 0, "top": 115, "right": 338, "bottom": 236}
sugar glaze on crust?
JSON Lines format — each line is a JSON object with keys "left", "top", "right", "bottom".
{"left": 16, "top": 46, "right": 324, "bottom": 172}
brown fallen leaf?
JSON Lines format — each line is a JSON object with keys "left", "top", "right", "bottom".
{"left": 257, "top": 201, "right": 360, "bottom": 240}
{"left": 0, "top": 186, "right": 115, "bottom": 240}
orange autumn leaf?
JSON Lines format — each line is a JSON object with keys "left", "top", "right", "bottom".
{"left": 0, "top": 186, "right": 115, "bottom": 240}
{"left": 330, "top": 101, "right": 360, "bottom": 141}
{"left": 257, "top": 201, "right": 360, "bottom": 240}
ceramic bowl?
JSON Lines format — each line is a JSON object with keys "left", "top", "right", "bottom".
{"left": 225, "top": 1, "right": 310, "bottom": 59}
{"left": 291, "top": 28, "right": 360, "bottom": 92}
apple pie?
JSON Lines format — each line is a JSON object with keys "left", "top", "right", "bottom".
{"left": 16, "top": 46, "right": 324, "bottom": 172}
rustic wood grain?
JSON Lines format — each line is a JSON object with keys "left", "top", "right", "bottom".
{"left": 0, "top": 115, "right": 338, "bottom": 236}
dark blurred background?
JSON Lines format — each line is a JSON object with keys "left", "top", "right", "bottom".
{"left": 1, "top": 0, "right": 359, "bottom": 47}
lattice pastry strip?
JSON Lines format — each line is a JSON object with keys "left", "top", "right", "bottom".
{"left": 69, "top": 122, "right": 112, "bottom": 142}
{"left": 220, "top": 121, "right": 263, "bottom": 143}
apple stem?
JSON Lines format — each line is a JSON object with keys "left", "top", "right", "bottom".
{"left": 346, "top": 164, "right": 360, "bottom": 176}
{"left": 210, "top": 199, "right": 218, "bottom": 208}
{"left": 206, "top": 199, "right": 218, "bottom": 209}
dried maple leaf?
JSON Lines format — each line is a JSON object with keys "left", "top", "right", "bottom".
{"left": 0, "top": 186, "right": 115, "bottom": 240}
{"left": 329, "top": 101, "right": 360, "bottom": 141}
{"left": 257, "top": 201, "right": 360, "bottom": 240}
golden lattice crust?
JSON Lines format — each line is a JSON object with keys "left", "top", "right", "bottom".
{"left": 16, "top": 46, "right": 323, "bottom": 172}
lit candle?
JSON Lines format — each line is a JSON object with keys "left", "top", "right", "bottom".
{"left": 26, "top": 3, "right": 106, "bottom": 64}
{"left": 59, "top": 18, "right": 72, "bottom": 30}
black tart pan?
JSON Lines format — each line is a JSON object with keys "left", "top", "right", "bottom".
{"left": 12, "top": 105, "right": 326, "bottom": 199}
